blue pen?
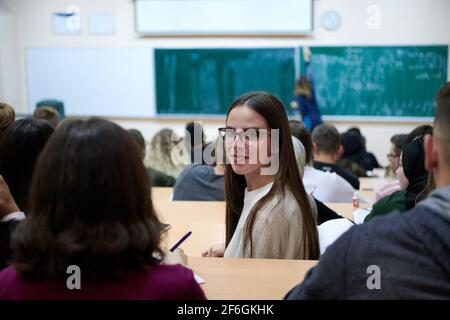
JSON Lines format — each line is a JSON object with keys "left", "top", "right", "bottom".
{"left": 170, "top": 231, "right": 192, "bottom": 252}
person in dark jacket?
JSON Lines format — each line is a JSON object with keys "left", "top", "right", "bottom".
{"left": 312, "top": 123, "right": 360, "bottom": 189}
{"left": 341, "top": 128, "right": 378, "bottom": 172}
{"left": 285, "top": 82, "right": 450, "bottom": 299}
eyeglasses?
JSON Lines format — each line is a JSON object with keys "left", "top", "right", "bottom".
{"left": 386, "top": 153, "right": 399, "bottom": 160}
{"left": 218, "top": 127, "right": 270, "bottom": 142}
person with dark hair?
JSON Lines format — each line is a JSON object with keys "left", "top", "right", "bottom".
{"left": 312, "top": 123, "right": 360, "bottom": 189}
{"left": 0, "top": 103, "right": 15, "bottom": 136}
{"left": 367, "top": 125, "right": 434, "bottom": 222}
{"left": 295, "top": 124, "right": 356, "bottom": 203}
{"left": 128, "top": 129, "right": 175, "bottom": 187}
{"left": 0, "top": 119, "right": 54, "bottom": 269}
{"left": 387, "top": 134, "right": 408, "bottom": 175}
{"left": 0, "top": 118, "right": 54, "bottom": 211}
{"left": 364, "top": 134, "right": 431, "bottom": 222}
{"left": 362, "top": 136, "right": 382, "bottom": 170}
{"left": 285, "top": 82, "right": 450, "bottom": 299}
{"left": 173, "top": 137, "right": 225, "bottom": 201}
{"left": 341, "top": 128, "right": 377, "bottom": 172}
{"left": 376, "top": 134, "right": 409, "bottom": 200}
{"left": 290, "top": 47, "right": 323, "bottom": 132}
{"left": 0, "top": 118, "right": 206, "bottom": 299}
{"left": 203, "top": 92, "right": 320, "bottom": 259}
{"left": 185, "top": 121, "right": 207, "bottom": 164}
{"left": 405, "top": 124, "right": 433, "bottom": 144}
{"left": 32, "top": 107, "right": 60, "bottom": 128}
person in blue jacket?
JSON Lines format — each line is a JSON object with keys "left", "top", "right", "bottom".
{"left": 291, "top": 47, "right": 323, "bottom": 132}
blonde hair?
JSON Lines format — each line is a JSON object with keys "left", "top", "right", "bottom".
{"left": 0, "top": 102, "right": 15, "bottom": 134}
{"left": 148, "top": 129, "right": 185, "bottom": 178}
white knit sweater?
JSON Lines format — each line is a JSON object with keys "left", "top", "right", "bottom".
{"left": 224, "top": 182, "right": 317, "bottom": 259}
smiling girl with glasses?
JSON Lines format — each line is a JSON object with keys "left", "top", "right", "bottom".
{"left": 203, "top": 92, "right": 319, "bottom": 260}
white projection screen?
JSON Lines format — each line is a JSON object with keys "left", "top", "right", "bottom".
{"left": 134, "top": 0, "right": 313, "bottom": 35}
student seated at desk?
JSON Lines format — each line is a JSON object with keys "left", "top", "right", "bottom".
{"left": 294, "top": 124, "right": 356, "bottom": 203}
{"left": 365, "top": 130, "right": 434, "bottom": 222}
{"left": 311, "top": 123, "right": 360, "bottom": 189}
{"left": 377, "top": 127, "right": 431, "bottom": 201}
{"left": 0, "top": 119, "right": 205, "bottom": 300}
{"left": 341, "top": 128, "right": 380, "bottom": 172}
{"left": 0, "top": 119, "right": 54, "bottom": 269}
{"left": 0, "top": 119, "right": 54, "bottom": 213}
{"left": 285, "top": 82, "right": 450, "bottom": 299}
{"left": 128, "top": 129, "right": 175, "bottom": 187}
{"left": 376, "top": 134, "right": 408, "bottom": 200}
{"left": 173, "top": 137, "right": 225, "bottom": 201}
{"left": 148, "top": 128, "right": 185, "bottom": 179}
{"left": 203, "top": 92, "right": 320, "bottom": 260}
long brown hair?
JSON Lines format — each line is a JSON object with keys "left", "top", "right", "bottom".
{"left": 12, "top": 118, "right": 163, "bottom": 280}
{"left": 224, "top": 92, "right": 319, "bottom": 259}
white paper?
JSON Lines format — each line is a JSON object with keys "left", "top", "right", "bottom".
{"left": 353, "top": 208, "right": 372, "bottom": 224}
{"left": 194, "top": 273, "right": 205, "bottom": 284}
{"left": 318, "top": 218, "right": 354, "bottom": 255}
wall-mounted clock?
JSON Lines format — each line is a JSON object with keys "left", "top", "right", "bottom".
{"left": 321, "top": 10, "right": 341, "bottom": 31}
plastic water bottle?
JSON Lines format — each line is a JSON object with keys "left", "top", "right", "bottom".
{"left": 352, "top": 191, "right": 360, "bottom": 208}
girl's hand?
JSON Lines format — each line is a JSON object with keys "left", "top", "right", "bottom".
{"left": 303, "top": 47, "right": 311, "bottom": 62}
{"left": 202, "top": 243, "right": 225, "bottom": 257}
{"left": 163, "top": 248, "right": 188, "bottom": 266}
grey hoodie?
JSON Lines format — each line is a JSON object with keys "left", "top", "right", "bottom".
{"left": 286, "top": 184, "right": 450, "bottom": 299}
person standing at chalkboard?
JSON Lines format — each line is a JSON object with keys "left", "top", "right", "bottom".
{"left": 291, "top": 47, "right": 323, "bottom": 132}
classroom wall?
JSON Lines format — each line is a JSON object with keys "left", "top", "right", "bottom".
{"left": 0, "top": 2, "right": 20, "bottom": 109}
{"left": 0, "top": 0, "right": 448, "bottom": 165}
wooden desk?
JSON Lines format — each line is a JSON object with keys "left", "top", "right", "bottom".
{"left": 152, "top": 187, "right": 174, "bottom": 201}
{"left": 359, "top": 177, "right": 388, "bottom": 192}
{"left": 152, "top": 188, "right": 372, "bottom": 255}
{"left": 155, "top": 200, "right": 226, "bottom": 256}
{"left": 189, "top": 257, "right": 317, "bottom": 300}
{"left": 326, "top": 202, "right": 371, "bottom": 221}
{"left": 359, "top": 189, "right": 376, "bottom": 203}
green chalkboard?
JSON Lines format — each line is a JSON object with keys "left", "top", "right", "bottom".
{"left": 155, "top": 48, "right": 296, "bottom": 115}
{"left": 307, "top": 46, "right": 448, "bottom": 117}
